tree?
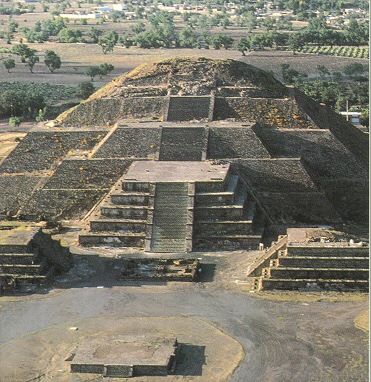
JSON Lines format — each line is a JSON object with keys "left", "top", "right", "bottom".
{"left": 77, "top": 81, "right": 95, "bottom": 99}
{"left": 317, "top": 65, "right": 330, "bottom": 79}
{"left": 44, "top": 50, "right": 61, "bottom": 73}
{"left": 86, "top": 66, "right": 101, "bottom": 81}
{"left": 89, "top": 26, "right": 102, "bottom": 43}
{"left": 237, "top": 37, "right": 251, "bottom": 56}
{"left": 288, "top": 33, "right": 304, "bottom": 55}
{"left": 9, "top": 116, "right": 22, "bottom": 127}
{"left": 211, "top": 34, "right": 234, "bottom": 50}
{"left": 25, "top": 52, "right": 39, "bottom": 73}
{"left": 3, "top": 58, "right": 15, "bottom": 73}
{"left": 99, "top": 63, "right": 114, "bottom": 77}
{"left": 343, "top": 63, "right": 365, "bottom": 77}
{"left": 98, "top": 31, "right": 118, "bottom": 54}
{"left": 11, "top": 43, "right": 34, "bottom": 62}
{"left": 178, "top": 27, "right": 198, "bottom": 48}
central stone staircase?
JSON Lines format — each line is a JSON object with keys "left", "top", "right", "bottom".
{"left": 193, "top": 173, "right": 263, "bottom": 250}
{"left": 255, "top": 244, "right": 369, "bottom": 291}
{"left": 150, "top": 183, "right": 190, "bottom": 253}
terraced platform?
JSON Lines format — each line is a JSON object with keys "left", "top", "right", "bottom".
{"left": 252, "top": 236, "right": 369, "bottom": 291}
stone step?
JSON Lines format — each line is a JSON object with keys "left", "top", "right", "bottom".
{"left": 110, "top": 192, "right": 149, "bottom": 206}
{"left": 0, "top": 262, "right": 46, "bottom": 275}
{"left": 0, "top": 244, "right": 32, "bottom": 254}
{"left": 195, "top": 191, "right": 235, "bottom": 206}
{"left": 268, "top": 267, "right": 369, "bottom": 280}
{"left": 100, "top": 204, "right": 148, "bottom": 220}
{"left": 195, "top": 220, "right": 254, "bottom": 235}
{"left": 90, "top": 219, "right": 146, "bottom": 233}
{"left": 225, "top": 174, "right": 239, "bottom": 193}
{"left": 194, "top": 205, "right": 245, "bottom": 219}
{"left": 79, "top": 232, "right": 145, "bottom": 247}
{"left": 277, "top": 256, "right": 369, "bottom": 269}
{"left": 150, "top": 239, "right": 187, "bottom": 253}
{"left": 287, "top": 246, "right": 369, "bottom": 257}
{"left": 261, "top": 278, "right": 368, "bottom": 291}
{"left": 0, "top": 253, "right": 38, "bottom": 265}
{"left": 193, "top": 234, "right": 261, "bottom": 251}
{"left": 122, "top": 181, "right": 150, "bottom": 192}
{"left": 0, "top": 266, "right": 54, "bottom": 285}
{"left": 195, "top": 181, "right": 226, "bottom": 193}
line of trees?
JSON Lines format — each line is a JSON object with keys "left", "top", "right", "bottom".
{"left": 2, "top": 45, "right": 62, "bottom": 73}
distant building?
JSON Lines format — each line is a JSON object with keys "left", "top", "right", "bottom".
{"left": 60, "top": 12, "right": 101, "bottom": 20}
{"left": 340, "top": 111, "right": 362, "bottom": 126}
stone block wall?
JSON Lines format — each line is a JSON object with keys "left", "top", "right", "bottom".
{"left": 94, "top": 127, "right": 161, "bottom": 159}
{"left": 0, "top": 131, "right": 106, "bottom": 174}
{"left": 0, "top": 175, "right": 44, "bottom": 216}
{"left": 166, "top": 97, "right": 211, "bottom": 121}
{"left": 233, "top": 159, "right": 340, "bottom": 224}
{"left": 235, "top": 159, "right": 318, "bottom": 192}
{"left": 58, "top": 97, "right": 166, "bottom": 126}
{"left": 214, "top": 97, "right": 317, "bottom": 129}
{"left": 19, "top": 189, "right": 105, "bottom": 221}
{"left": 294, "top": 88, "right": 369, "bottom": 164}
{"left": 254, "top": 128, "right": 367, "bottom": 179}
{"left": 159, "top": 127, "right": 207, "bottom": 161}
{"left": 42, "top": 159, "right": 131, "bottom": 190}
{"left": 207, "top": 127, "right": 270, "bottom": 159}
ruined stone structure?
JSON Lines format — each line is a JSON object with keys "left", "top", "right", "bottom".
{"left": 0, "top": 57, "right": 368, "bottom": 290}
{"left": 0, "top": 222, "right": 72, "bottom": 288}
{"left": 69, "top": 336, "right": 177, "bottom": 378}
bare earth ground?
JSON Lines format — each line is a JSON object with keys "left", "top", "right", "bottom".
{"left": 0, "top": 43, "right": 368, "bottom": 86}
{"left": 0, "top": 247, "right": 368, "bottom": 382}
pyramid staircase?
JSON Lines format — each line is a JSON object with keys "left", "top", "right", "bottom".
{"left": 150, "top": 183, "right": 192, "bottom": 253}
{"left": 193, "top": 173, "right": 263, "bottom": 250}
{"left": 0, "top": 241, "right": 54, "bottom": 287}
{"left": 254, "top": 244, "right": 369, "bottom": 291}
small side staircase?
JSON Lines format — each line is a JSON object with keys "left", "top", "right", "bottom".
{"left": 255, "top": 244, "right": 369, "bottom": 291}
{"left": 79, "top": 180, "right": 151, "bottom": 248}
{"left": 193, "top": 173, "right": 263, "bottom": 250}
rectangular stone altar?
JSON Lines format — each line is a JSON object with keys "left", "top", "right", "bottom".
{"left": 70, "top": 335, "right": 178, "bottom": 378}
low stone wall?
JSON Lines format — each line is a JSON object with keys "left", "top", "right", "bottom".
{"left": 207, "top": 127, "right": 270, "bottom": 159}
{"left": 0, "top": 131, "right": 106, "bottom": 174}
{"left": 94, "top": 127, "right": 161, "bottom": 159}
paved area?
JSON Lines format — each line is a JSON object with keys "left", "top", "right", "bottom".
{"left": 0, "top": 252, "right": 368, "bottom": 381}
{"left": 124, "top": 161, "right": 229, "bottom": 183}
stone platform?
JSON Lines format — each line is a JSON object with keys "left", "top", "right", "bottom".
{"left": 70, "top": 335, "right": 177, "bottom": 378}
{"left": 121, "top": 258, "right": 200, "bottom": 281}
{"left": 123, "top": 161, "right": 229, "bottom": 183}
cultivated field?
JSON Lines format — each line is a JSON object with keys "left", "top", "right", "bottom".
{"left": 0, "top": 43, "right": 368, "bottom": 86}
